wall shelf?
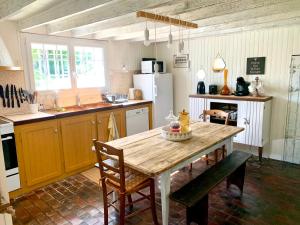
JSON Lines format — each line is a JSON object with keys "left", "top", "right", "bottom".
{"left": 0, "top": 66, "right": 23, "bottom": 71}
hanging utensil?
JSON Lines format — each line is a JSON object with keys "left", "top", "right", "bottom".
{"left": 5, "top": 84, "right": 10, "bottom": 108}
{"left": 0, "top": 85, "right": 6, "bottom": 107}
{"left": 10, "top": 84, "right": 14, "bottom": 108}
{"left": 14, "top": 85, "right": 20, "bottom": 108}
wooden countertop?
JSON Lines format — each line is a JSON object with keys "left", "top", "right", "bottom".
{"left": 189, "top": 94, "right": 272, "bottom": 102}
{"left": 2, "top": 100, "right": 152, "bottom": 126}
{"left": 107, "top": 122, "right": 243, "bottom": 176}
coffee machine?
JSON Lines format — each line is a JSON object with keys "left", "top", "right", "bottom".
{"left": 235, "top": 77, "right": 250, "bottom": 96}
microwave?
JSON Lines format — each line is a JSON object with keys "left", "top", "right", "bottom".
{"left": 141, "top": 60, "right": 166, "bottom": 74}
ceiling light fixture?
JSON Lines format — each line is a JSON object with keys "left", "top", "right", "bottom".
{"left": 144, "top": 21, "right": 151, "bottom": 47}
{"left": 167, "top": 24, "right": 173, "bottom": 49}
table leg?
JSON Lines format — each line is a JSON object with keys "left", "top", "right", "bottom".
{"left": 160, "top": 171, "right": 171, "bottom": 225}
{"left": 226, "top": 137, "right": 233, "bottom": 155}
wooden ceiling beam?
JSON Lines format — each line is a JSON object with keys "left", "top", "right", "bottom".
{"left": 59, "top": 0, "right": 231, "bottom": 37}
{"left": 19, "top": 0, "right": 112, "bottom": 30}
{"left": 136, "top": 11, "right": 198, "bottom": 29}
{"left": 126, "top": 12, "right": 300, "bottom": 42}
{"left": 94, "top": 0, "right": 298, "bottom": 40}
{"left": 46, "top": 0, "right": 174, "bottom": 34}
{"left": 0, "top": 0, "right": 37, "bottom": 20}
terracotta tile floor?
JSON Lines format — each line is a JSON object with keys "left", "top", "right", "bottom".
{"left": 12, "top": 156, "right": 300, "bottom": 225}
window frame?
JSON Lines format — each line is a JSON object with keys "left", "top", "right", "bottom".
{"left": 22, "top": 33, "right": 109, "bottom": 92}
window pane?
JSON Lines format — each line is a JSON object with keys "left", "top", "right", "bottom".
{"left": 74, "top": 46, "right": 105, "bottom": 88}
{"left": 31, "top": 43, "right": 71, "bottom": 91}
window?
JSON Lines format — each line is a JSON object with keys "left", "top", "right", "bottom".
{"left": 75, "top": 46, "right": 105, "bottom": 88}
{"left": 31, "top": 43, "right": 71, "bottom": 91}
{"left": 25, "top": 34, "right": 107, "bottom": 91}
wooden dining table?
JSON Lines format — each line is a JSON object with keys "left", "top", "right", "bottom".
{"left": 107, "top": 121, "right": 244, "bottom": 225}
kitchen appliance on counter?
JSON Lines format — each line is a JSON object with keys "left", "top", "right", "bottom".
{"left": 235, "top": 77, "right": 250, "bottom": 96}
{"left": 133, "top": 73, "right": 173, "bottom": 128}
{"left": 197, "top": 81, "right": 205, "bottom": 94}
{"left": 209, "top": 85, "right": 218, "bottom": 94}
{"left": 141, "top": 58, "right": 166, "bottom": 74}
{"left": 0, "top": 118, "right": 20, "bottom": 192}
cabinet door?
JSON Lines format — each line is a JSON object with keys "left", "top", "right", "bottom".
{"left": 97, "top": 109, "right": 125, "bottom": 142}
{"left": 189, "top": 97, "right": 207, "bottom": 121}
{"left": 237, "top": 101, "right": 264, "bottom": 146}
{"left": 17, "top": 120, "right": 62, "bottom": 186}
{"left": 60, "top": 114, "right": 97, "bottom": 172}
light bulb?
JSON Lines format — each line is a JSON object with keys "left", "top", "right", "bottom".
{"left": 167, "top": 32, "right": 173, "bottom": 48}
{"left": 144, "top": 26, "right": 151, "bottom": 47}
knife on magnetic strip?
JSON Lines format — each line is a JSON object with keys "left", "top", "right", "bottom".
{"left": 5, "top": 84, "right": 10, "bottom": 108}
{"left": 10, "top": 84, "right": 14, "bottom": 108}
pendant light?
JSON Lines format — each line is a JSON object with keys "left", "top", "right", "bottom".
{"left": 144, "top": 21, "right": 151, "bottom": 47}
{"left": 212, "top": 53, "right": 226, "bottom": 72}
{"left": 167, "top": 24, "right": 173, "bottom": 48}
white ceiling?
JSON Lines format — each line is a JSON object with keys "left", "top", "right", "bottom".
{"left": 1, "top": 0, "right": 300, "bottom": 42}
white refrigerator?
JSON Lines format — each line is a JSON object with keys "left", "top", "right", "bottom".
{"left": 133, "top": 73, "right": 173, "bottom": 128}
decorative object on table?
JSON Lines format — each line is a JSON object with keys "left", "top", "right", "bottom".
{"left": 246, "top": 57, "right": 266, "bottom": 75}
{"left": 179, "top": 109, "right": 190, "bottom": 133}
{"left": 165, "top": 110, "right": 180, "bottom": 132}
{"left": 196, "top": 68, "right": 206, "bottom": 94}
{"left": 161, "top": 110, "right": 192, "bottom": 141}
{"left": 212, "top": 53, "right": 230, "bottom": 95}
{"left": 173, "top": 54, "right": 190, "bottom": 68}
{"left": 209, "top": 85, "right": 218, "bottom": 95}
{"left": 161, "top": 125, "right": 192, "bottom": 141}
{"left": 235, "top": 77, "right": 250, "bottom": 96}
{"left": 249, "top": 76, "right": 264, "bottom": 96}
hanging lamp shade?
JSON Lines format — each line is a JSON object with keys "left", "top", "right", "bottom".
{"left": 196, "top": 68, "right": 206, "bottom": 80}
{"left": 213, "top": 53, "right": 226, "bottom": 72}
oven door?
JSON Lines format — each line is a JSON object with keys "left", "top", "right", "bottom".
{"left": 1, "top": 133, "right": 18, "bottom": 175}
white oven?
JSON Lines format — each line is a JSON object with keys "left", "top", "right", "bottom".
{"left": 0, "top": 118, "right": 20, "bottom": 192}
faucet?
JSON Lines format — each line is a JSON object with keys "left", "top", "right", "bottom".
{"left": 76, "top": 94, "right": 81, "bottom": 106}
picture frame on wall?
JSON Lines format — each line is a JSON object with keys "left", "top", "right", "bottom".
{"left": 246, "top": 57, "right": 266, "bottom": 75}
{"left": 173, "top": 54, "right": 190, "bottom": 68}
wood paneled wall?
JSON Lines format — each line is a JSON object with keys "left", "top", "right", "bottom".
{"left": 157, "top": 25, "right": 300, "bottom": 160}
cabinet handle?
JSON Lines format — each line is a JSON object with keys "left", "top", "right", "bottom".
{"left": 54, "top": 128, "right": 58, "bottom": 133}
{"left": 91, "top": 121, "right": 96, "bottom": 125}
{"left": 98, "top": 120, "right": 101, "bottom": 124}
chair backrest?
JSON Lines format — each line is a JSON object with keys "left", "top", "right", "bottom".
{"left": 93, "top": 140, "right": 126, "bottom": 192}
{"left": 203, "top": 109, "right": 229, "bottom": 125}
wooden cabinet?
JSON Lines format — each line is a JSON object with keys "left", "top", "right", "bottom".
{"left": 60, "top": 113, "right": 97, "bottom": 172}
{"left": 97, "top": 109, "right": 125, "bottom": 142}
{"left": 15, "top": 120, "right": 62, "bottom": 186}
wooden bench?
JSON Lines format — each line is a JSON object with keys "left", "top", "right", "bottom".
{"left": 170, "top": 151, "right": 251, "bottom": 225}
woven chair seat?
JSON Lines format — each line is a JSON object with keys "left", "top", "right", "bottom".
{"left": 107, "top": 167, "right": 150, "bottom": 192}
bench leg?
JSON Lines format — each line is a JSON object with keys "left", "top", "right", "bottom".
{"left": 186, "top": 194, "right": 208, "bottom": 225}
{"left": 227, "top": 162, "right": 246, "bottom": 195}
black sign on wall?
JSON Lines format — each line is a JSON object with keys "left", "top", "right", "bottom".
{"left": 246, "top": 57, "right": 266, "bottom": 75}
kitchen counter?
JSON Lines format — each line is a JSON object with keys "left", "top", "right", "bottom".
{"left": 3, "top": 100, "right": 152, "bottom": 125}
{"left": 189, "top": 94, "right": 272, "bottom": 102}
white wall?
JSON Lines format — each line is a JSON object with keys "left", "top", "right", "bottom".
{"left": 157, "top": 25, "right": 300, "bottom": 160}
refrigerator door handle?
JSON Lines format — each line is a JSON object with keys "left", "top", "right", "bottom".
{"left": 154, "top": 85, "right": 158, "bottom": 97}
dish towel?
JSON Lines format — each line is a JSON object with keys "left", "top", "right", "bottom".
{"left": 108, "top": 112, "right": 120, "bottom": 141}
